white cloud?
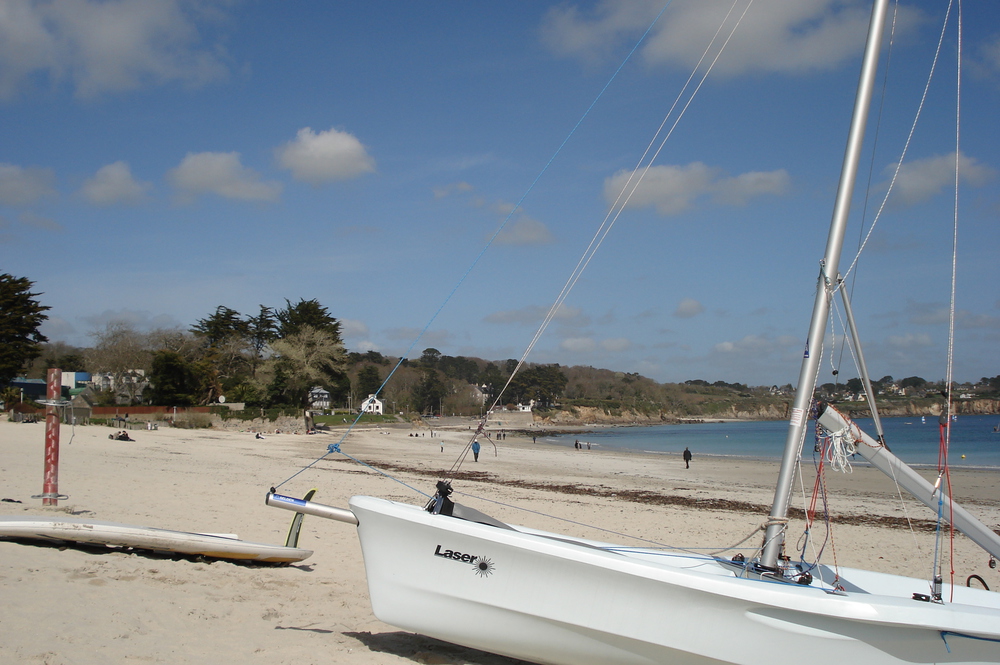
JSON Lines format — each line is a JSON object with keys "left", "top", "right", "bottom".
{"left": 433, "top": 181, "right": 474, "bottom": 199}
{"left": 606, "top": 163, "right": 715, "bottom": 215}
{"left": 906, "top": 301, "right": 1000, "bottom": 330}
{"left": 484, "top": 303, "right": 586, "bottom": 326}
{"left": 885, "top": 333, "right": 932, "bottom": 349}
{"left": 168, "top": 152, "right": 282, "bottom": 203}
{"left": 955, "top": 311, "right": 1000, "bottom": 330}
{"left": 601, "top": 337, "right": 631, "bottom": 352}
{"left": 604, "top": 163, "right": 788, "bottom": 215}
{"left": 673, "top": 298, "right": 704, "bottom": 319}
{"left": 276, "top": 127, "right": 376, "bottom": 185}
{"left": 353, "top": 339, "right": 381, "bottom": 353}
{"left": 0, "top": 0, "right": 231, "bottom": 100}
{"left": 680, "top": 332, "right": 802, "bottom": 386}
{"left": 712, "top": 333, "right": 797, "bottom": 355}
{"left": 80, "top": 161, "right": 151, "bottom": 206}
{"left": 541, "top": 0, "right": 664, "bottom": 62}
{"left": 82, "top": 308, "right": 182, "bottom": 333}
{"left": 561, "top": 336, "right": 597, "bottom": 353}
{"left": 494, "top": 216, "right": 555, "bottom": 246}
{"left": 713, "top": 170, "right": 790, "bottom": 205}
{"left": 967, "top": 33, "right": 1000, "bottom": 78}
{"left": 884, "top": 152, "right": 995, "bottom": 207}
{"left": 19, "top": 211, "right": 62, "bottom": 231}
{"left": 542, "top": 0, "right": 923, "bottom": 77}
{"left": 0, "top": 163, "right": 57, "bottom": 206}
{"left": 39, "top": 316, "right": 77, "bottom": 341}
{"left": 904, "top": 300, "right": 949, "bottom": 326}
{"left": 383, "top": 327, "right": 452, "bottom": 348}
{"left": 339, "top": 318, "right": 370, "bottom": 339}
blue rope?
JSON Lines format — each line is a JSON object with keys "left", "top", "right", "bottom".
{"left": 941, "top": 630, "right": 1000, "bottom": 653}
{"left": 272, "top": 435, "right": 432, "bottom": 500}
{"left": 349, "top": 0, "right": 675, "bottom": 409}
{"left": 328, "top": 442, "right": 433, "bottom": 499}
{"left": 270, "top": 1, "right": 674, "bottom": 495}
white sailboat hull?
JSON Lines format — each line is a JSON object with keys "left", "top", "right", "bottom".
{"left": 351, "top": 495, "right": 1000, "bottom": 665}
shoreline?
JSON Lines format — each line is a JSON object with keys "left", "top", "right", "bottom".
{"left": 3, "top": 420, "right": 999, "bottom": 663}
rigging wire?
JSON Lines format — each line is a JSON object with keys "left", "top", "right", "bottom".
{"left": 271, "top": 1, "right": 676, "bottom": 492}
{"left": 833, "top": 0, "right": 901, "bottom": 380}
{"left": 839, "top": 0, "right": 955, "bottom": 284}
{"left": 452, "top": 487, "right": 765, "bottom": 561}
{"left": 273, "top": 2, "right": 768, "bottom": 560}
{"left": 478, "top": 0, "right": 757, "bottom": 452}
{"left": 815, "top": 0, "right": 964, "bottom": 591}
{"left": 934, "top": 0, "right": 962, "bottom": 602}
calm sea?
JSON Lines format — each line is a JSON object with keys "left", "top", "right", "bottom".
{"left": 544, "top": 414, "right": 1000, "bottom": 469}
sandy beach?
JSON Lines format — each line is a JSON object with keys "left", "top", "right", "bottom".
{"left": 2, "top": 418, "right": 999, "bottom": 664}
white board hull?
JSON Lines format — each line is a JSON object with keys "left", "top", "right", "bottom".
{"left": 350, "top": 495, "right": 1000, "bottom": 665}
{"left": 0, "top": 515, "right": 312, "bottom": 563}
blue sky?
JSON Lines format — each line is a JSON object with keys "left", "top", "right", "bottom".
{"left": 1, "top": 0, "right": 998, "bottom": 387}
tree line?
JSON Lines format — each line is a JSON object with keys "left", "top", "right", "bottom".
{"left": 3, "top": 273, "right": 999, "bottom": 417}
{"left": 1, "top": 274, "right": 572, "bottom": 413}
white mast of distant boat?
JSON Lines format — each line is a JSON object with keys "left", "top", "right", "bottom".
{"left": 760, "top": 0, "right": 891, "bottom": 571}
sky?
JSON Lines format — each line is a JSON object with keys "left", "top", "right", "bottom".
{"left": 1, "top": 0, "right": 998, "bottom": 388}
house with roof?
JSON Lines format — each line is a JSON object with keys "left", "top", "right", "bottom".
{"left": 360, "top": 394, "right": 383, "bottom": 415}
{"left": 309, "top": 386, "right": 331, "bottom": 410}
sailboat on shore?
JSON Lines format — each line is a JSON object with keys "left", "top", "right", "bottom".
{"left": 268, "top": 1, "right": 1000, "bottom": 663}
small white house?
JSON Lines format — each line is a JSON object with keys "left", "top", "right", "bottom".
{"left": 360, "top": 394, "right": 384, "bottom": 415}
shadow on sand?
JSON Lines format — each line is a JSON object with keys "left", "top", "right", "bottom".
{"left": 344, "top": 630, "right": 530, "bottom": 665}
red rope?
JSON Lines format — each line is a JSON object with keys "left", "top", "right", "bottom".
{"left": 939, "top": 419, "right": 956, "bottom": 599}
{"left": 807, "top": 436, "right": 827, "bottom": 525}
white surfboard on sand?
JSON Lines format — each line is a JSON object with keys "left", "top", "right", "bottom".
{"left": 0, "top": 515, "right": 312, "bottom": 563}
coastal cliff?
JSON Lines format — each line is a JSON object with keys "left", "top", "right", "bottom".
{"left": 539, "top": 402, "right": 790, "bottom": 425}
{"left": 537, "top": 398, "right": 1000, "bottom": 426}
{"left": 839, "top": 398, "right": 1000, "bottom": 419}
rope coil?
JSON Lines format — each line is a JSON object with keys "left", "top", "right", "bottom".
{"left": 825, "top": 425, "right": 857, "bottom": 474}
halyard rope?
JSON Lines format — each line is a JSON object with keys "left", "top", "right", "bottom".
{"left": 272, "top": 1, "right": 677, "bottom": 492}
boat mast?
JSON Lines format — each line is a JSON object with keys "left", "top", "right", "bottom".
{"left": 839, "top": 280, "right": 887, "bottom": 445}
{"left": 760, "top": 0, "right": 892, "bottom": 571}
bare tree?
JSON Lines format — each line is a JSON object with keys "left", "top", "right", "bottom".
{"left": 86, "top": 321, "right": 153, "bottom": 404}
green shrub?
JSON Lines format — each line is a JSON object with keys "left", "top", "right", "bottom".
{"left": 315, "top": 413, "right": 396, "bottom": 425}
{"left": 216, "top": 407, "right": 302, "bottom": 422}
{"left": 172, "top": 413, "right": 213, "bottom": 429}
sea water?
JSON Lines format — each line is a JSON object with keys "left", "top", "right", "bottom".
{"left": 545, "top": 414, "right": 1000, "bottom": 469}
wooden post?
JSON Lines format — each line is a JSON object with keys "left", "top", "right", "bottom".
{"left": 42, "top": 368, "right": 61, "bottom": 506}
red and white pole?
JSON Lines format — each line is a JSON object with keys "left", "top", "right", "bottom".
{"left": 42, "top": 368, "right": 61, "bottom": 506}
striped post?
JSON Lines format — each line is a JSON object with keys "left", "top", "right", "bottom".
{"left": 42, "top": 368, "right": 61, "bottom": 506}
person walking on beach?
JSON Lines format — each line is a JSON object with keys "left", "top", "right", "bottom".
{"left": 472, "top": 440, "right": 481, "bottom": 462}
{"left": 683, "top": 447, "right": 692, "bottom": 469}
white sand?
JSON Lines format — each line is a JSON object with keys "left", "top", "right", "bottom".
{"left": 2, "top": 418, "right": 999, "bottom": 664}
